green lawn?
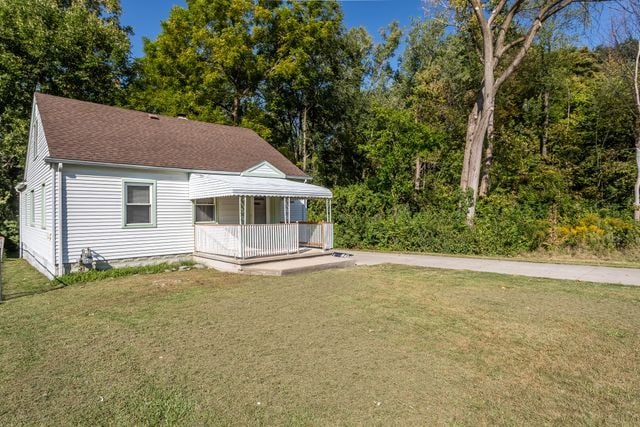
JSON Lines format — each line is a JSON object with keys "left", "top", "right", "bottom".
{"left": 1, "top": 258, "right": 639, "bottom": 425}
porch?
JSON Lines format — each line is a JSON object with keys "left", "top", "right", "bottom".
{"left": 189, "top": 173, "right": 333, "bottom": 262}
{"left": 194, "top": 222, "right": 334, "bottom": 261}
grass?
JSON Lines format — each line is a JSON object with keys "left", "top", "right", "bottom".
{"left": 1, "top": 259, "right": 639, "bottom": 425}
{"left": 0, "top": 258, "right": 195, "bottom": 299}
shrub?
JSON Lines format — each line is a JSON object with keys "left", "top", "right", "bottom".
{"left": 554, "top": 214, "right": 640, "bottom": 252}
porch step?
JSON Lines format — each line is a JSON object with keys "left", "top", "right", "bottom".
{"left": 241, "top": 254, "right": 355, "bottom": 276}
{"left": 193, "top": 248, "right": 331, "bottom": 265}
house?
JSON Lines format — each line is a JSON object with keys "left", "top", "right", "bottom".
{"left": 16, "top": 93, "right": 333, "bottom": 278}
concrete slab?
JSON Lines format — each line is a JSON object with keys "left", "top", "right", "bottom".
{"left": 348, "top": 250, "right": 640, "bottom": 286}
{"left": 241, "top": 254, "right": 355, "bottom": 276}
{"left": 194, "top": 248, "right": 330, "bottom": 265}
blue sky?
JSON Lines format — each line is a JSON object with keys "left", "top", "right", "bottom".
{"left": 120, "top": 0, "right": 425, "bottom": 58}
{"left": 120, "top": 0, "right": 616, "bottom": 59}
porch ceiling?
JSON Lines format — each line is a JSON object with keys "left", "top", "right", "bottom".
{"left": 189, "top": 173, "right": 332, "bottom": 200}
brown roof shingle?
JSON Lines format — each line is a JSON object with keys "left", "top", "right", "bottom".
{"left": 35, "top": 93, "right": 306, "bottom": 177}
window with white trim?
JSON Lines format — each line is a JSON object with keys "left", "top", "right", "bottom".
{"left": 123, "top": 181, "right": 155, "bottom": 226}
{"left": 40, "top": 183, "right": 46, "bottom": 229}
{"left": 195, "top": 198, "right": 216, "bottom": 223}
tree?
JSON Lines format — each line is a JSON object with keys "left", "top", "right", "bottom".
{"left": 427, "top": 0, "right": 603, "bottom": 223}
{"left": 128, "top": 0, "right": 265, "bottom": 126}
{"left": 0, "top": 0, "right": 131, "bottom": 247}
{"left": 397, "top": 18, "right": 478, "bottom": 190}
{"left": 260, "top": 0, "right": 367, "bottom": 174}
{"left": 625, "top": 1, "right": 640, "bottom": 221}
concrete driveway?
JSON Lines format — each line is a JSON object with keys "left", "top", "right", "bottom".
{"left": 347, "top": 250, "right": 640, "bottom": 286}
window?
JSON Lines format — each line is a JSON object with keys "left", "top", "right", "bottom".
{"left": 29, "top": 190, "right": 35, "bottom": 226}
{"left": 195, "top": 198, "right": 216, "bottom": 223}
{"left": 123, "top": 181, "right": 155, "bottom": 227}
{"left": 40, "top": 183, "right": 46, "bottom": 229}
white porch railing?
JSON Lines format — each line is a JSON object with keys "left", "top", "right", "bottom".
{"left": 194, "top": 224, "right": 240, "bottom": 258}
{"left": 196, "top": 222, "right": 332, "bottom": 259}
{"left": 241, "top": 223, "right": 298, "bottom": 258}
{"left": 299, "top": 222, "right": 333, "bottom": 250}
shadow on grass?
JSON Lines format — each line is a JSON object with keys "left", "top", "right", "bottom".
{"left": 1, "top": 257, "right": 196, "bottom": 303}
{"left": 1, "top": 281, "right": 68, "bottom": 302}
{"left": 1, "top": 256, "right": 61, "bottom": 303}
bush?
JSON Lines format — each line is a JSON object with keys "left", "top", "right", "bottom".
{"left": 553, "top": 213, "right": 640, "bottom": 253}
{"left": 329, "top": 186, "right": 550, "bottom": 256}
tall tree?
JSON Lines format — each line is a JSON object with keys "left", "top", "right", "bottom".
{"left": 428, "top": 0, "right": 602, "bottom": 223}
{"left": 128, "top": 0, "right": 266, "bottom": 126}
{"left": 0, "top": 0, "right": 131, "bottom": 247}
{"left": 260, "top": 0, "right": 365, "bottom": 174}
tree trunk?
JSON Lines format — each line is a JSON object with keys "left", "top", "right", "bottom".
{"left": 635, "top": 146, "right": 640, "bottom": 222}
{"left": 479, "top": 110, "right": 495, "bottom": 197}
{"left": 301, "top": 105, "right": 309, "bottom": 173}
{"left": 461, "top": 86, "right": 494, "bottom": 224}
{"left": 231, "top": 95, "right": 240, "bottom": 126}
{"left": 634, "top": 40, "right": 640, "bottom": 221}
{"left": 414, "top": 156, "right": 422, "bottom": 190}
{"left": 541, "top": 89, "right": 550, "bottom": 158}
{"left": 460, "top": 0, "right": 572, "bottom": 224}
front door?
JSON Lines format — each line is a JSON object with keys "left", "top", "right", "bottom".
{"left": 253, "top": 197, "right": 267, "bottom": 224}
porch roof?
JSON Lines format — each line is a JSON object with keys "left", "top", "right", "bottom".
{"left": 189, "top": 173, "right": 332, "bottom": 200}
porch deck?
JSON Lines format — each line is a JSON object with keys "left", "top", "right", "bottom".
{"left": 194, "top": 222, "right": 334, "bottom": 262}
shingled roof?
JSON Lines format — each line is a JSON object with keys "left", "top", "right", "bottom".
{"left": 35, "top": 93, "right": 307, "bottom": 177}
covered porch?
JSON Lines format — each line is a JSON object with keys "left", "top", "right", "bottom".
{"left": 189, "top": 173, "right": 333, "bottom": 261}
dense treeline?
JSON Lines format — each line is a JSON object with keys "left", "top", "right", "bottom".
{"left": 1, "top": 0, "right": 640, "bottom": 258}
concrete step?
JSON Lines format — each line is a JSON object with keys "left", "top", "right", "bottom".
{"left": 241, "top": 254, "right": 355, "bottom": 276}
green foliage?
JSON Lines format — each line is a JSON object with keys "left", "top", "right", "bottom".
{"left": 0, "top": 0, "right": 131, "bottom": 248}
{"left": 128, "top": 0, "right": 265, "bottom": 125}
{"left": 330, "top": 185, "right": 548, "bottom": 256}
{"left": 553, "top": 214, "right": 640, "bottom": 253}
{"left": 57, "top": 262, "right": 195, "bottom": 286}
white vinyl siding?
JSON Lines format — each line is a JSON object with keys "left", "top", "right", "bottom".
{"left": 62, "top": 165, "right": 193, "bottom": 263}
{"left": 216, "top": 197, "right": 240, "bottom": 224}
{"left": 20, "top": 102, "right": 55, "bottom": 277}
{"left": 242, "top": 161, "right": 286, "bottom": 178}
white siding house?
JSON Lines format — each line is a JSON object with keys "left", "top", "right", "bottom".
{"left": 18, "top": 104, "right": 56, "bottom": 277}
{"left": 17, "top": 93, "right": 333, "bottom": 277}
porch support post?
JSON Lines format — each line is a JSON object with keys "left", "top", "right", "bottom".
{"left": 329, "top": 199, "right": 332, "bottom": 223}
{"left": 285, "top": 197, "right": 289, "bottom": 224}
{"left": 243, "top": 195, "right": 247, "bottom": 225}
{"left": 325, "top": 199, "right": 329, "bottom": 223}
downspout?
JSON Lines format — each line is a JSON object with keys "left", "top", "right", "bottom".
{"left": 19, "top": 191, "right": 23, "bottom": 258}
{"left": 15, "top": 181, "right": 27, "bottom": 258}
{"left": 51, "top": 164, "right": 56, "bottom": 273}
{"left": 56, "top": 163, "right": 63, "bottom": 276}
